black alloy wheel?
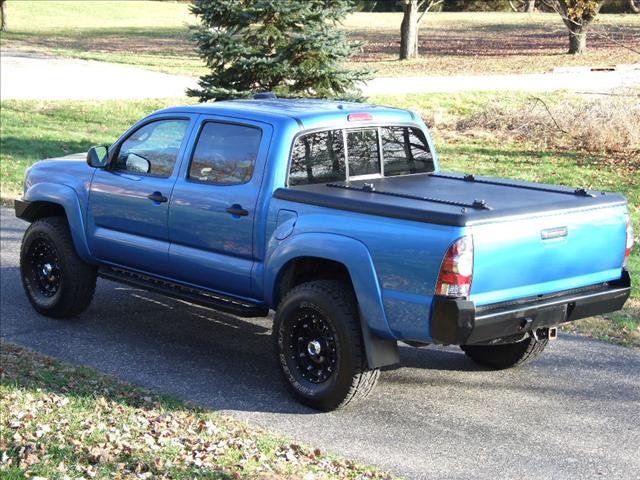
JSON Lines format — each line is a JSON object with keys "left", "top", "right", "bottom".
{"left": 273, "top": 280, "right": 380, "bottom": 411}
{"left": 26, "top": 237, "right": 62, "bottom": 300}
{"left": 286, "top": 307, "right": 338, "bottom": 384}
{"left": 20, "top": 217, "right": 97, "bottom": 318}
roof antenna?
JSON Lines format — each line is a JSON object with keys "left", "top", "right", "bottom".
{"left": 254, "top": 92, "right": 277, "bottom": 100}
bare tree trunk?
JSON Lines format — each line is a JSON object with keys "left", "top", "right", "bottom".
{"left": 555, "top": 0, "right": 605, "bottom": 55}
{"left": 400, "top": 0, "right": 419, "bottom": 60}
{"left": 630, "top": 0, "right": 640, "bottom": 13}
{"left": 0, "top": 0, "right": 7, "bottom": 32}
{"left": 526, "top": 0, "right": 536, "bottom": 12}
{"left": 568, "top": 29, "right": 587, "bottom": 54}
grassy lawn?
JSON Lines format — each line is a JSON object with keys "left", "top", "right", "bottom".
{"left": 0, "top": 0, "right": 204, "bottom": 76}
{"left": 0, "top": 93, "right": 637, "bottom": 346}
{"left": 1, "top": 1, "right": 639, "bottom": 77}
{"left": 0, "top": 342, "right": 391, "bottom": 479}
{"left": 0, "top": 98, "right": 196, "bottom": 198}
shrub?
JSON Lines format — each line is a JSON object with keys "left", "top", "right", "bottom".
{"left": 455, "top": 91, "right": 640, "bottom": 156}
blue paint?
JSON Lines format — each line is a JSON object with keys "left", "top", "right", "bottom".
{"left": 19, "top": 99, "right": 630, "bottom": 344}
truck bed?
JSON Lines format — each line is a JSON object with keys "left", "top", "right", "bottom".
{"left": 273, "top": 172, "right": 627, "bottom": 226}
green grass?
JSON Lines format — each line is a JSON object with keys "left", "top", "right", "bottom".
{"left": 0, "top": 93, "right": 637, "bottom": 346}
{"left": 0, "top": 0, "right": 204, "bottom": 76}
{"left": 0, "top": 98, "right": 196, "bottom": 197}
{"left": 0, "top": 341, "right": 392, "bottom": 479}
{"left": 1, "top": 2, "right": 638, "bottom": 77}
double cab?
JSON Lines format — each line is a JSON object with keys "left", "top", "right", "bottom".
{"left": 15, "top": 98, "right": 633, "bottom": 410}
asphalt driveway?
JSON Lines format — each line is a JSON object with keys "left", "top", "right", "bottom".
{"left": 1, "top": 50, "right": 638, "bottom": 100}
{"left": 1, "top": 207, "right": 639, "bottom": 479}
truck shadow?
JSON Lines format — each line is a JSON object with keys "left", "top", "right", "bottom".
{"left": 3, "top": 266, "right": 639, "bottom": 415}
{"left": 1, "top": 269, "right": 475, "bottom": 413}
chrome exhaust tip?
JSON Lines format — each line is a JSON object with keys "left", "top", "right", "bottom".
{"left": 531, "top": 327, "right": 558, "bottom": 341}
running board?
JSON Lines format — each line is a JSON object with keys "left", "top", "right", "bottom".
{"left": 98, "top": 267, "right": 269, "bottom": 318}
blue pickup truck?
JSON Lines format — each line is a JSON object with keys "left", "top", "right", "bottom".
{"left": 15, "top": 98, "right": 633, "bottom": 411}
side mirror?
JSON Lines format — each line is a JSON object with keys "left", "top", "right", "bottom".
{"left": 86, "top": 146, "right": 109, "bottom": 168}
{"left": 125, "top": 153, "right": 151, "bottom": 174}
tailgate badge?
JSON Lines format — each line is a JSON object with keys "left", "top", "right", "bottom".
{"left": 541, "top": 226, "right": 568, "bottom": 240}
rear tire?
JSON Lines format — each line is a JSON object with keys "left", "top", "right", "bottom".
{"left": 273, "top": 280, "right": 379, "bottom": 411}
{"left": 20, "top": 216, "right": 96, "bottom": 318}
{"left": 461, "top": 336, "right": 548, "bottom": 370}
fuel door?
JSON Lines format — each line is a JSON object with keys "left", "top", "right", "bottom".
{"left": 275, "top": 209, "right": 298, "bottom": 240}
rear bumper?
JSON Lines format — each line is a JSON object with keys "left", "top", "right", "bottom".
{"left": 430, "top": 270, "right": 631, "bottom": 345}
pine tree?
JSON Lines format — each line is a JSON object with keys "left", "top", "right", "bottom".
{"left": 188, "top": 0, "right": 371, "bottom": 102}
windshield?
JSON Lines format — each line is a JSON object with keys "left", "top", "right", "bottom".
{"left": 289, "top": 126, "right": 434, "bottom": 186}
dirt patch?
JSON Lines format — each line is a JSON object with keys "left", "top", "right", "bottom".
{"left": 6, "top": 28, "right": 198, "bottom": 58}
{"left": 345, "top": 14, "right": 640, "bottom": 75}
{"left": 349, "top": 23, "right": 638, "bottom": 59}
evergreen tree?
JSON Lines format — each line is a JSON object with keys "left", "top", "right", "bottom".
{"left": 188, "top": 0, "right": 370, "bottom": 102}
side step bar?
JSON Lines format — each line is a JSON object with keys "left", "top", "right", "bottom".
{"left": 98, "top": 267, "right": 270, "bottom": 318}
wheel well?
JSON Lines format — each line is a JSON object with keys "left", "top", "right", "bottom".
{"left": 274, "top": 256, "right": 401, "bottom": 370}
{"left": 275, "top": 257, "right": 353, "bottom": 306}
{"left": 21, "top": 201, "right": 66, "bottom": 222}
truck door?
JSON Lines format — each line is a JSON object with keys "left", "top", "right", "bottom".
{"left": 167, "top": 117, "right": 272, "bottom": 299}
{"left": 87, "top": 115, "right": 194, "bottom": 275}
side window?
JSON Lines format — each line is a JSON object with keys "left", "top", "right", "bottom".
{"left": 382, "top": 127, "right": 434, "bottom": 176}
{"left": 289, "top": 130, "right": 345, "bottom": 186}
{"left": 115, "top": 119, "right": 189, "bottom": 177}
{"left": 188, "top": 122, "right": 262, "bottom": 185}
{"left": 347, "top": 129, "right": 380, "bottom": 177}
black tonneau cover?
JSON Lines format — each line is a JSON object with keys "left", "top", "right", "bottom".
{"left": 273, "top": 172, "right": 626, "bottom": 227}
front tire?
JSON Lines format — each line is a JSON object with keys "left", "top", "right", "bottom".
{"left": 461, "top": 336, "right": 548, "bottom": 370}
{"left": 273, "top": 280, "right": 379, "bottom": 411}
{"left": 20, "top": 216, "right": 96, "bottom": 318}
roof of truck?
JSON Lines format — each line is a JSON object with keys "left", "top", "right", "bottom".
{"left": 155, "top": 98, "right": 417, "bottom": 128}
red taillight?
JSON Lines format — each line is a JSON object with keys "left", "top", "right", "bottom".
{"left": 624, "top": 214, "right": 634, "bottom": 268}
{"left": 436, "top": 235, "right": 473, "bottom": 298}
{"left": 347, "top": 113, "right": 373, "bottom": 122}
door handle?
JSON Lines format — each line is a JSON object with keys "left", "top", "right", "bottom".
{"left": 147, "top": 192, "right": 168, "bottom": 203}
{"left": 226, "top": 204, "right": 249, "bottom": 217}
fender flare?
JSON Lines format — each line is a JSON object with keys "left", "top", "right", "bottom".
{"left": 265, "top": 232, "right": 400, "bottom": 368}
{"left": 21, "top": 183, "right": 93, "bottom": 263}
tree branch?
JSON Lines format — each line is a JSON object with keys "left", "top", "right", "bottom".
{"left": 585, "top": 26, "right": 640, "bottom": 54}
{"left": 417, "top": 0, "right": 444, "bottom": 25}
{"left": 530, "top": 96, "right": 569, "bottom": 135}
{"left": 509, "top": 0, "right": 523, "bottom": 12}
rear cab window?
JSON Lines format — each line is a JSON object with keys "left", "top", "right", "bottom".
{"left": 289, "top": 126, "right": 434, "bottom": 186}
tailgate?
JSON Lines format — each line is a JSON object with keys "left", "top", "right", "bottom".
{"left": 470, "top": 204, "right": 628, "bottom": 306}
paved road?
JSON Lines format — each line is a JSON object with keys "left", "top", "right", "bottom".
{"left": 0, "top": 50, "right": 197, "bottom": 100}
{"left": 1, "top": 50, "right": 638, "bottom": 100}
{"left": 1, "top": 207, "right": 639, "bottom": 479}
{"left": 366, "top": 65, "right": 640, "bottom": 95}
